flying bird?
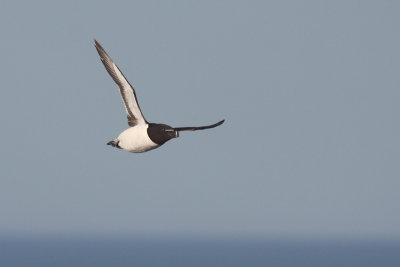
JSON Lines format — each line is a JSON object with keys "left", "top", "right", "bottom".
{"left": 94, "top": 40, "right": 224, "bottom": 153}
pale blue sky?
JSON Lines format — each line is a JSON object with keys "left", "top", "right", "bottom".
{"left": 1, "top": 1, "right": 399, "bottom": 239}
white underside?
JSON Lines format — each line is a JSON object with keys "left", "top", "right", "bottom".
{"left": 117, "top": 124, "right": 158, "bottom": 153}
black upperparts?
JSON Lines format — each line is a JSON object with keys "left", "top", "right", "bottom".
{"left": 147, "top": 119, "right": 224, "bottom": 145}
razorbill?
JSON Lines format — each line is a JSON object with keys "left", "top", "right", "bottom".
{"left": 94, "top": 40, "right": 224, "bottom": 153}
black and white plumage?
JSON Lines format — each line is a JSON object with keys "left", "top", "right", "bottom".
{"left": 94, "top": 40, "right": 224, "bottom": 153}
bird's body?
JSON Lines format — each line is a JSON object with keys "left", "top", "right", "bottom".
{"left": 115, "top": 124, "right": 158, "bottom": 153}
{"left": 94, "top": 40, "right": 224, "bottom": 153}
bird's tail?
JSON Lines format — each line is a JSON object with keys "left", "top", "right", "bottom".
{"left": 107, "top": 139, "right": 121, "bottom": 149}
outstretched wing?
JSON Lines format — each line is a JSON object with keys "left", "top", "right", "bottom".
{"left": 94, "top": 39, "right": 147, "bottom": 126}
{"left": 174, "top": 120, "right": 225, "bottom": 132}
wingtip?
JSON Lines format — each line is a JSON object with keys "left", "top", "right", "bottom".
{"left": 94, "top": 39, "right": 106, "bottom": 59}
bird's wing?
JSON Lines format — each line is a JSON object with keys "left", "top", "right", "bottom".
{"left": 174, "top": 120, "right": 225, "bottom": 132}
{"left": 94, "top": 39, "right": 147, "bottom": 127}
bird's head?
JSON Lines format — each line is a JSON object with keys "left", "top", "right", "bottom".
{"left": 147, "top": 123, "right": 179, "bottom": 145}
{"left": 164, "top": 127, "right": 179, "bottom": 138}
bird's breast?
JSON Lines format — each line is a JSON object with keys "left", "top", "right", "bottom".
{"left": 117, "top": 124, "right": 159, "bottom": 153}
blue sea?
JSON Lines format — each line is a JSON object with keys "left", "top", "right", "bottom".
{"left": 1, "top": 236, "right": 399, "bottom": 266}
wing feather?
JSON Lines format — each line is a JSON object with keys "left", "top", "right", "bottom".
{"left": 174, "top": 120, "right": 225, "bottom": 132}
{"left": 94, "top": 40, "right": 146, "bottom": 126}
